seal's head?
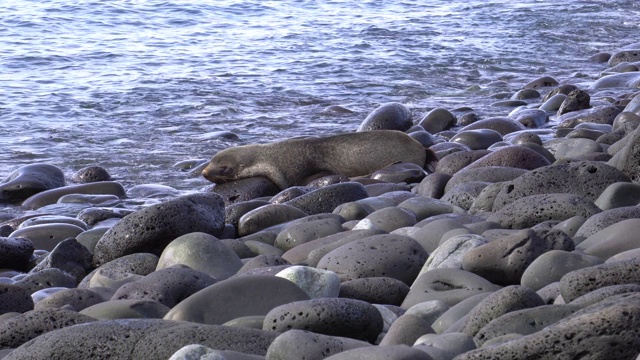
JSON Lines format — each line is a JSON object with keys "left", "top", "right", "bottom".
{"left": 202, "top": 148, "right": 246, "bottom": 184}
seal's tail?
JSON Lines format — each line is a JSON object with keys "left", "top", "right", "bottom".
{"left": 425, "top": 148, "right": 438, "bottom": 173}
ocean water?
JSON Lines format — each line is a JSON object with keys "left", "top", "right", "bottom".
{"left": 0, "top": 0, "right": 638, "bottom": 191}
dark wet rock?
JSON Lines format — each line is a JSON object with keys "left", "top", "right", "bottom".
{"left": 29, "top": 238, "right": 93, "bottom": 283}
{"left": 0, "top": 236, "right": 34, "bottom": 271}
{"left": 285, "top": 182, "right": 369, "bottom": 215}
{"left": 464, "top": 146, "right": 551, "bottom": 171}
{"left": 0, "top": 308, "right": 96, "bottom": 349}
{"left": 266, "top": 329, "right": 372, "bottom": 360}
{"left": 76, "top": 207, "right": 131, "bottom": 227}
{"left": 458, "top": 285, "right": 544, "bottom": 338}
{"left": 339, "top": 277, "right": 409, "bottom": 306}
{"left": 559, "top": 258, "right": 640, "bottom": 302}
{"left": 371, "top": 162, "right": 426, "bottom": 184}
{"left": 78, "top": 252, "right": 159, "bottom": 289}
{"left": 455, "top": 293, "right": 640, "bottom": 360}
{"left": 269, "top": 186, "right": 312, "bottom": 203}
{"left": 72, "top": 166, "right": 112, "bottom": 183}
{"left": 237, "top": 203, "right": 308, "bottom": 237}
{"left": 15, "top": 268, "right": 76, "bottom": 293}
{"left": 409, "top": 130, "right": 438, "bottom": 148}
{"left": 0, "top": 283, "right": 34, "bottom": 315}
{"left": 418, "top": 107, "right": 457, "bottom": 134}
{"left": 263, "top": 298, "right": 383, "bottom": 343}
{"left": 557, "top": 89, "right": 591, "bottom": 115}
{"left": 316, "top": 234, "right": 428, "bottom": 285}
{"left": 357, "top": 102, "right": 413, "bottom": 132}
{"left": 306, "top": 174, "right": 351, "bottom": 189}
{"left": 414, "top": 173, "right": 452, "bottom": 199}
{"left": 450, "top": 129, "right": 503, "bottom": 150}
{"left": 402, "top": 269, "right": 501, "bottom": 309}
{"left": 4, "top": 319, "right": 278, "bottom": 359}
{"left": 0, "top": 164, "right": 65, "bottom": 204}
{"left": 111, "top": 265, "right": 217, "bottom": 308}
{"left": 462, "top": 229, "right": 545, "bottom": 285}
{"left": 93, "top": 193, "right": 225, "bottom": 266}
{"left": 211, "top": 176, "right": 280, "bottom": 205}
{"left": 225, "top": 200, "right": 270, "bottom": 231}
{"left": 521, "top": 250, "right": 603, "bottom": 291}
{"left": 22, "top": 181, "right": 126, "bottom": 210}
{"left": 164, "top": 275, "right": 310, "bottom": 325}
{"left": 487, "top": 193, "right": 601, "bottom": 229}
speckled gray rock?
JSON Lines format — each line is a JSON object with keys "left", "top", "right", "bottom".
{"left": 15, "top": 268, "right": 76, "bottom": 293}
{"left": 21, "top": 181, "right": 126, "bottom": 210}
{"left": 269, "top": 186, "right": 312, "bottom": 204}
{"left": 487, "top": 193, "right": 601, "bottom": 229}
{"left": 557, "top": 89, "right": 590, "bottom": 115}
{"left": 29, "top": 238, "right": 93, "bottom": 283}
{"left": 211, "top": 176, "right": 280, "bottom": 205}
{"left": 76, "top": 207, "right": 131, "bottom": 227}
{"left": 224, "top": 200, "right": 270, "bottom": 230}
{"left": 590, "top": 71, "right": 640, "bottom": 89}
{"left": 266, "top": 329, "right": 372, "bottom": 360}
{"left": 285, "top": 182, "right": 369, "bottom": 215}
{"left": 577, "top": 218, "right": 640, "bottom": 259}
{"left": 165, "top": 275, "right": 310, "bottom": 325}
{"left": 612, "top": 111, "right": 640, "bottom": 136}
{"left": 449, "top": 129, "right": 503, "bottom": 151}
{"left": 521, "top": 250, "right": 603, "bottom": 291}
{"left": 492, "top": 161, "right": 629, "bottom": 211}
{"left": 79, "top": 299, "right": 170, "bottom": 320}
{"left": 339, "top": 277, "right": 409, "bottom": 306}
{"left": 299, "top": 230, "right": 383, "bottom": 267}
{"left": 317, "top": 234, "right": 428, "bottom": 285}
{"left": 575, "top": 206, "right": 640, "bottom": 239}
{"left": 72, "top": 166, "right": 111, "bottom": 183}
{"left": 274, "top": 216, "right": 344, "bottom": 251}
{"left": 93, "top": 193, "right": 225, "bottom": 266}
{"left": 557, "top": 105, "right": 621, "bottom": 128}
{"left": 263, "top": 298, "right": 383, "bottom": 343}
{"left": 462, "top": 230, "right": 545, "bottom": 286}
{"left": 418, "top": 107, "right": 456, "bottom": 134}
{"left": 0, "top": 236, "right": 33, "bottom": 271}
{"left": 421, "top": 234, "right": 488, "bottom": 273}
{"left": 34, "top": 287, "right": 104, "bottom": 312}
{"left": 444, "top": 167, "right": 527, "bottom": 193}
{"left": 397, "top": 197, "right": 461, "bottom": 222}
{"left": 0, "top": 164, "right": 65, "bottom": 204}
{"left": 79, "top": 252, "right": 159, "bottom": 289}
{"left": 465, "top": 146, "right": 551, "bottom": 171}
{"left": 559, "top": 258, "right": 640, "bottom": 302}
{"left": 0, "top": 283, "right": 34, "bottom": 315}
{"left": 435, "top": 150, "right": 491, "bottom": 176}
{"left": 281, "top": 229, "right": 380, "bottom": 265}
{"left": 156, "top": 232, "right": 243, "bottom": 280}
{"left": 460, "top": 117, "right": 526, "bottom": 135}
{"left": 441, "top": 182, "right": 490, "bottom": 211}
{"left": 473, "top": 304, "right": 579, "bottom": 346}
{"left": 458, "top": 285, "right": 544, "bottom": 338}
{"left": 237, "top": 204, "right": 308, "bottom": 237}
{"left": 352, "top": 206, "right": 416, "bottom": 233}
{"left": 570, "top": 284, "right": 640, "bottom": 308}
{"left": 454, "top": 293, "right": 640, "bottom": 360}
{"left": 111, "top": 265, "right": 217, "bottom": 308}
{"left": 324, "top": 345, "right": 434, "bottom": 360}
{"left": 4, "top": 319, "right": 278, "bottom": 360}
{"left": 608, "top": 49, "right": 640, "bottom": 66}
{"left": 402, "top": 269, "right": 501, "bottom": 309}
{"left": 357, "top": 102, "right": 413, "bottom": 132}
{"left": 0, "top": 308, "right": 96, "bottom": 349}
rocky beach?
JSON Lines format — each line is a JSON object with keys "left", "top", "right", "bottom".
{"left": 1, "top": 41, "right": 640, "bottom": 359}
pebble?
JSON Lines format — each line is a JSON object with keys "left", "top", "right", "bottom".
{"left": 79, "top": 252, "right": 159, "bottom": 289}
{"left": 413, "top": 173, "right": 452, "bottom": 198}
{"left": 450, "top": 129, "right": 503, "bottom": 150}
{"left": 431, "top": 293, "right": 491, "bottom": 334}
{"left": 15, "top": 268, "right": 76, "bottom": 293}
{"left": 357, "top": 102, "right": 413, "bottom": 132}
{"left": 281, "top": 228, "right": 381, "bottom": 265}
{"left": 0, "top": 236, "right": 34, "bottom": 271}
{"left": 28, "top": 238, "right": 93, "bottom": 283}
{"left": 379, "top": 313, "right": 434, "bottom": 346}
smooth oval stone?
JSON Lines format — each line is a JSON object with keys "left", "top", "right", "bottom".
{"left": 57, "top": 193, "right": 120, "bottom": 205}
{"left": 539, "top": 93, "right": 567, "bottom": 111}
{"left": 281, "top": 229, "right": 380, "bottom": 265}
{"left": 490, "top": 99, "right": 528, "bottom": 107}
{"left": 3, "top": 318, "right": 278, "bottom": 359}
{"left": 9, "top": 223, "right": 85, "bottom": 251}
{"left": 574, "top": 206, "right": 640, "bottom": 239}
{"left": 266, "top": 329, "right": 372, "bottom": 360}
{"left": 244, "top": 240, "right": 284, "bottom": 257}
{"left": 608, "top": 49, "right": 640, "bottom": 66}
{"left": 607, "top": 248, "right": 640, "bottom": 263}
{"left": 274, "top": 216, "right": 344, "bottom": 252}
{"left": 211, "top": 176, "right": 280, "bottom": 205}
{"left": 0, "top": 236, "right": 34, "bottom": 271}
{"left": 570, "top": 284, "right": 640, "bottom": 308}
{"left": 285, "top": 182, "right": 369, "bottom": 215}
{"left": 237, "top": 204, "right": 308, "bottom": 237}
{"left": 410, "top": 218, "right": 472, "bottom": 254}
{"left": 559, "top": 258, "right": 640, "bottom": 302}
{"left": 379, "top": 313, "right": 434, "bottom": 346}
{"left": 487, "top": 193, "right": 601, "bottom": 229}
{"left": 304, "top": 229, "right": 386, "bottom": 268}
{"left": 454, "top": 293, "right": 640, "bottom": 360}
{"left": 511, "top": 108, "right": 548, "bottom": 128}
{"left": 156, "top": 232, "right": 243, "bottom": 280}
{"left": 474, "top": 304, "right": 580, "bottom": 346}
{"left": 317, "top": 234, "right": 428, "bottom": 285}
{"left": 545, "top": 138, "right": 604, "bottom": 159}
{"left": 420, "top": 234, "right": 488, "bottom": 274}
{"left": 431, "top": 293, "right": 491, "bottom": 334}
{"left": 597, "top": 182, "right": 640, "bottom": 210}
{"left": 276, "top": 265, "right": 340, "bottom": 298}
{"left": 577, "top": 218, "right": 640, "bottom": 259}
{"left": 269, "top": 186, "right": 312, "bottom": 204}
{"left": 465, "top": 145, "right": 552, "bottom": 171}
{"left": 18, "top": 215, "right": 88, "bottom": 230}
{"left": 225, "top": 200, "right": 271, "bottom": 230}
{"left": 72, "top": 166, "right": 111, "bottom": 183}
{"left": 90, "top": 268, "right": 145, "bottom": 289}
{"left": 80, "top": 299, "right": 170, "bottom": 320}
{"left": 413, "top": 173, "right": 451, "bottom": 199}
{"left": 458, "top": 285, "right": 544, "bottom": 337}
{"left": 556, "top": 105, "right": 622, "bottom": 128}
{"left": 352, "top": 206, "right": 416, "bottom": 233}
{"left": 0, "top": 308, "right": 96, "bottom": 349}
{"left": 164, "top": 275, "right": 310, "bottom": 325}
{"left": 450, "top": 129, "right": 503, "bottom": 150}
{"left": 263, "top": 298, "right": 383, "bottom": 343}
{"left": 397, "top": 197, "right": 460, "bottom": 222}
{"left": 612, "top": 111, "right": 640, "bottom": 134}
{"left": 418, "top": 107, "right": 456, "bottom": 134}
{"left": 520, "top": 250, "right": 604, "bottom": 291}
{"left": 126, "top": 184, "right": 181, "bottom": 199}
{"left": 357, "top": 102, "right": 413, "bottom": 132}
{"left": 462, "top": 229, "right": 545, "bottom": 286}
{"left": 93, "top": 193, "right": 225, "bottom": 266}
{"left": 402, "top": 269, "right": 501, "bottom": 309}
{"left": 409, "top": 130, "right": 437, "bottom": 148}
{"left": 434, "top": 150, "right": 491, "bottom": 176}
{"left": 0, "top": 283, "right": 34, "bottom": 314}
{"left": 22, "top": 181, "right": 126, "bottom": 210}
{"left": 0, "top": 164, "right": 65, "bottom": 203}
{"left": 79, "top": 252, "right": 159, "bottom": 289}
{"left": 75, "top": 226, "right": 110, "bottom": 254}
{"left": 339, "top": 277, "right": 409, "bottom": 306}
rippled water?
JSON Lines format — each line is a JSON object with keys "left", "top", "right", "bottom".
{"left": 1, "top": 0, "right": 638, "bottom": 191}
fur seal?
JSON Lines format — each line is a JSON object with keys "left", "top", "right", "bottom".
{"left": 202, "top": 130, "right": 437, "bottom": 190}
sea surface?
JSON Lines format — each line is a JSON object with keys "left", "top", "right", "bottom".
{"left": 0, "top": 0, "right": 638, "bottom": 192}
